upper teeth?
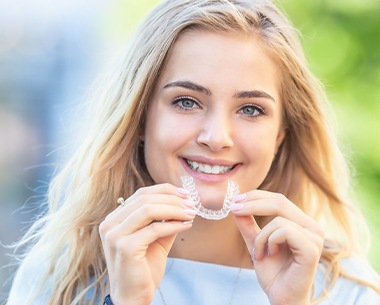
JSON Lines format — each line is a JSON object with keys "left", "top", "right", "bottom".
{"left": 186, "top": 160, "right": 234, "bottom": 174}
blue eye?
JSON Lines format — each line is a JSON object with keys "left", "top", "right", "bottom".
{"left": 239, "top": 104, "right": 267, "bottom": 117}
{"left": 172, "top": 96, "right": 200, "bottom": 111}
{"left": 180, "top": 99, "right": 195, "bottom": 108}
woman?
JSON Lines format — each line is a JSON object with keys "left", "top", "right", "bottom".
{"left": 7, "top": 0, "right": 380, "bottom": 304}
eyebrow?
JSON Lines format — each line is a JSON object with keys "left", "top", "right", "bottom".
{"left": 163, "top": 81, "right": 211, "bottom": 96}
{"left": 233, "top": 90, "right": 275, "bottom": 102}
{"left": 163, "top": 80, "right": 275, "bottom": 102}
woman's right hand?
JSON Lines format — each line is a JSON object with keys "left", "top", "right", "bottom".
{"left": 99, "top": 183, "right": 196, "bottom": 305}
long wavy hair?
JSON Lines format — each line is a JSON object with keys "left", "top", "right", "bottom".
{"left": 12, "top": 0, "right": 379, "bottom": 304}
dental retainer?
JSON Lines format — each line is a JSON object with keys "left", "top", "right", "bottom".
{"left": 181, "top": 176, "right": 239, "bottom": 220}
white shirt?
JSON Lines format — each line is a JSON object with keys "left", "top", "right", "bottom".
{"left": 152, "top": 257, "right": 380, "bottom": 305}
{"left": 7, "top": 256, "right": 380, "bottom": 305}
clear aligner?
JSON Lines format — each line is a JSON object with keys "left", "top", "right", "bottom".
{"left": 181, "top": 176, "right": 239, "bottom": 220}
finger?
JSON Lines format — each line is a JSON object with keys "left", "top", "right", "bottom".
{"left": 99, "top": 202, "right": 196, "bottom": 246}
{"left": 109, "top": 220, "right": 193, "bottom": 260}
{"left": 107, "top": 194, "right": 189, "bottom": 222}
{"left": 138, "top": 220, "right": 193, "bottom": 254}
{"left": 267, "top": 228, "right": 322, "bottom": 267}
{"left": 254, "top": 217, "right": 323, "bottom": 263}
{"left": 107, "top": 186, "right": 192, "bottom": 222}
{"left": 129, "top": 183, "right": 190, "bottom": 201}
{"left": 144, "top": 223, "right": 189, "bottom": 256}
{"left": 231, "top": 191, "right": 323, "bottom": 237}
{"left": 233, "top": 215, "right": 261, "bottom": 256}
{"left": 232, "top": 191, "right": 306, "bottom": 221}
{"left": 118, "top": 203, "right": 196, "bottom": 234}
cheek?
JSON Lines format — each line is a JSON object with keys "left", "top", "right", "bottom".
{"left": 237, "top": 123, "right": 279, "bottom": 156}
{"left": 143, "top": 128, "right": 169, "bottom": 183}
{"left": 143, "top": 112, "right": 193, "bottom": 182}
{"left": 145, "top": 114, "right": 190, "bottom": 150}
{"left": 236, "top": 128, "right": 280, "bottom": 191}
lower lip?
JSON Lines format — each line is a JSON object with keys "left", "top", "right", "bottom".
{"left": 180, "top": 158, "right": 240, "bottom": 183}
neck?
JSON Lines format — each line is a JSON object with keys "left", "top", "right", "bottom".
{"left": 169, "top": 214, "right": 253, "bottom": 269}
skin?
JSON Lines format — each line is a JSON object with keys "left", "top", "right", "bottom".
{"left": 99, "top": 30, "right": 324, "bottom": 305}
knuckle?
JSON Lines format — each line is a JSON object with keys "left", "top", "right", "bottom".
{"left": 134, "top": 187, "right": 147, "bottom": 196}
{"left": 272, "top": 215, "right": 285, "bottom": 226}
{"left": 98, "top": 219, "right": 111, "bottom": 237}
{"left": 315, "top": 223, "right": 325, "bottom": 239}
{"left": 274, "top": 193, "right": 287, "bottom": 212}
{"left": 148, "top": 221, "right": 161, "bottom": 236}
{"left": 161, "top": 183, "right": 175, "bottom": 190}
{"left": 253, "top": 234, "right": 266, "bottom": 249}
{"left": 274, "top": 228, "right": 287, "bottom": 240}
{"left": 316, "top": 234, "right": 325, "bottom": 251}
{"left": 275, "top": 192, "right": 286, "bottom": 201}
{"left": 311, "top": 244, "right": 322, "bottom": 260}
{"left": 104, "top": 230, "right": 119, "bottom": 247}
{"left": 139, "top": 204, "right": 154, "bottom": 218}
{"left": 132, "top": 191, "right": 155, "bottom": 207}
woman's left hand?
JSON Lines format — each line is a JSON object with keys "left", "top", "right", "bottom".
{"left": 231, "top": 190, "right": 325, "bottom": 305}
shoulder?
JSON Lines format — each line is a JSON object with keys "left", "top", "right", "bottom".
{"left": 7, "top": 252, "right": 52, "bottom": 305}
{"left": 314, "top": 257, "right": 380, "bottom": 305}
{"left": 340, "top": 256, "right": 380, "bottom": 281}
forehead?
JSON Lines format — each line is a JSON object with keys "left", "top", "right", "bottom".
{"left": 156, "top": 30, "right": 281, "bottom": 99}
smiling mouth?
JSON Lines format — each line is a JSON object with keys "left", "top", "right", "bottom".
{"left": 185, "top": 159, "right": 236, "bottom": 175}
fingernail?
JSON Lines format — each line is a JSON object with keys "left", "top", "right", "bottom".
{"left": 182, "top": 220, "right": 194, "bottom": 225}
{"left": 177, "top": 188, "right": 190, "bottom": 196}
{"left": 184, "top": 209, "right": 197, "bottom": 216}
{"left": 230, "top": 203, "right": 244, "bottom": 211}
{"left": 251, "top": 248, "right": 256, "bottom": 261}
{"left": 182, "top": 199, "right": 196, "bottom": 208}
{"left": 233, "top": 193, "right": 247, "bottom": 203}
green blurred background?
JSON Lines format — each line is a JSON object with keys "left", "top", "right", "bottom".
{"left": 0, "top": 0, "right": 379, "bottom": 300}
{"left": 284, "top": 0, "right": 380, "bottom": 271}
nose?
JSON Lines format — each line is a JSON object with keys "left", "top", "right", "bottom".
{"left": 197, "top": 111, "right": 233, "bottom": 151}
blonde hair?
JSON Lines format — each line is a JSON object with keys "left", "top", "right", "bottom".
{"left": 13, "top": 0, "right": 379, "bottom": 304}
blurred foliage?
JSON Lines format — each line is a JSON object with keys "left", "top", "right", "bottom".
{"left": 283, "top": 0, "right": 380, "bottom": 271}
{"left": 103, "top": 0, "right": 380, "bottom": 271}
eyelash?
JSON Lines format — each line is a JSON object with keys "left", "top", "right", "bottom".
{"left": 171, "top": 97, "right": 268, "bottom": 118}
{"left": 171, "top": 96, "right": 201, "bottom": 111}
{"left": 238, "top": 104, "right": 268, "bottom": 118}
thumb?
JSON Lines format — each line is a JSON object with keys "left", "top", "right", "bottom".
{"left": 233, "top": 215, "right": 261, "bottom": 254}
{"left": 159, "top": 233, "right": 178, "bottom": 255}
